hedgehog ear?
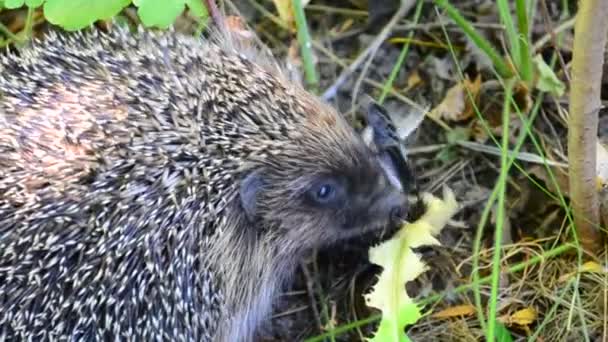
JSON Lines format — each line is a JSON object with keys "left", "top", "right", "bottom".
{"left": 362, "top": 97, "right": 416, "bottom": 194}
{"left": 239, "top": 170, "right": 265, "bottom": 222}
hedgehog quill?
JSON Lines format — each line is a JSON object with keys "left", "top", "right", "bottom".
{"left": 0, "top": 27, "right": 413, "bottom": 341}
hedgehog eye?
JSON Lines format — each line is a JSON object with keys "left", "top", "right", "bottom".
{"left": 308, "top": 178, "right": 343, "bottom": 206}
{"left": 316, "top": 184, "right": 334, "bottom": 201}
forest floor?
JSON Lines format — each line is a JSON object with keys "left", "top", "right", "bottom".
{"left": 235, "top": 1, "right": 608, "bottom": 341}
{"left": 2, "top": 0, "right": 607, "bottom": 341}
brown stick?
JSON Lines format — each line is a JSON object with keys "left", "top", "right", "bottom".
{"left": 567, "top": 0, "right": 608, "bottom": 255}
{"left": 205, "top": 0, "right": 225, "bottom": 29}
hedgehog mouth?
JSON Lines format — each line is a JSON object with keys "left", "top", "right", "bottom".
{"left": 340, "top": 219, "right": 403, "bottom": 249}
{"left": 349, "top": 216, "right": 404, "bottom": 242}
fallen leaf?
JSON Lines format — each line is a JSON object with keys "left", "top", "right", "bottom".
{"left": 558, "top": 261, "right": 606, "bottom": 282}
{"left": 580, "top": 261, "right": 605, "bottom": 273}
{"left": 510, "top": 307, "right": 537, "bottom": 326}
{"left": 429, "top": 75, "right": 482, "bottom": 122}
{"left": 404, "top": 70, "right": 423, "bottom": 92}
{"left": 471, "top": 81, "right": 530, "bottom": 143}
{"left": 432, "top": 304, "right": 476, "bottom": 319}
{"left": 533, "top": 54, "right": 566, "bottom": 97}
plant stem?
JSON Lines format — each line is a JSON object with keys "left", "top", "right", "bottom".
{"left": 293, "top": 0, "right": 319, "bottom": 93}
{"left": 485, "top": 78, "right": 515, "bottom": 342}
{"left": 433, "top": 0, "right": 514, "bottom": 79}
{"left": 497, "top": 0, "right": 520, "bottom": 67}
{"left": 567, "top": 0, "right": 608, "bottom": 255}
{"left": 378, "top": 0, "right": 424, "bottom": 104}
{"left": 0, "top": 21, "right": 19, "bottom": 42}
{"left": 515, "top": 0, "right": 532, "bottom": 82}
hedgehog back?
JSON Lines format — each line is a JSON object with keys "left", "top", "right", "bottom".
{"left": 0, "top": 28, "right": 314, "bottom": 341}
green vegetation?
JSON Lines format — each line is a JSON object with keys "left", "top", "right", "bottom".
{"left": 1, "top": 1, "right": 607, "bottom": 341}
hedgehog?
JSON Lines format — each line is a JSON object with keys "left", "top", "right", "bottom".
{"left": 0, "top": 26, "right": 412, "bottom": 341}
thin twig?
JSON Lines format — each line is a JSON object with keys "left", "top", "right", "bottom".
{"left": 321, "top": 0, "right": 415, "bottom": 101}
{"left": 538, "top": 0, "right": 571, "bottom": 83}
{"left": 0, "top": 22, "right": 19, "bottom": 42}
{"left": 205, "top": 0, "right": 226, "bottom": 31}
{"left": 455, "top": 140, "right": 569, "bottom": 168}
{"left": 350, "top": 0, "right": 417, "bottom": 107}
{"left": 300, "top": 261, "right": 324, "bottom": 336}
{"left": 532, "top": 17, "right": 575, "bottom": 53}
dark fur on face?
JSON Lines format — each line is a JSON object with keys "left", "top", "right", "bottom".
{"left": 220, "top": 98, "right": 411, "bottom": 341}
{"left": 237, "top": 96, "right": 409, "bottom": 252}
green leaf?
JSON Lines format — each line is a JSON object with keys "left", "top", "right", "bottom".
{"left": 495, "top": 321, "right": 514, "bottom": 342}
{"left": 446, "top": 126, "right": 470, "bottom": 144}
{"left": 185, "top": 0, "right": 208, "bottom": 19}
{"left": 533, "top": 54, "right": 566, "bottom": 97}
{"left": 4, "top": 0, "right": 24, "bottom": 9}
{"left": 25, "top": 0, "right": 43, "bottom": 7}
{"left": 365, "top": 188, "right": 459, "bottom": 341}
{"left": 134, "top": 0, "right": 185, "bottom": 28}
{"left": 44, "top": 0, "right": 131, "bottom": 31}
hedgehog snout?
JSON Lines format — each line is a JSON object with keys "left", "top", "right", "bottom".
{"left": 370, "top": 185, "right": 408, "bottom": 227}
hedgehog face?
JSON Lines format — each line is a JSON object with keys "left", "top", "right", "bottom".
{"left": 301, "top": 165, "right": 408, "bottom": 235}
{"left": 238, "top": 152, "right": 408, "bottom": 250}
{"left": 239, "top": 140, "right": 410, "bottom": 251}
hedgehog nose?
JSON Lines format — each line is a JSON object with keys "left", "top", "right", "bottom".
{"left": 390, "top": 205, "right": 407, "bottom": 223}
{"left": 384, "top": 190, "right": 408, "bottom": 224}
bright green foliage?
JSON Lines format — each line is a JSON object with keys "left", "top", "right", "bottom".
{"left": 365, "top": 188, "right": 459, "bottom": 341}
{"left": 4, "top": 0, "right": 25, "bottom": 9}
{"left": 44, "top": 0, "right": 130, "bottom": 31}
{"left": 185, "top": 0, "right": 208, "bottom": 19}
{"left": 533, "top": 55, "right": 566, "bottom": 97}
{"left": 133, "top": 0, "right": 184, "bottom": 29}
{"left": 26, "top": 0, "right": 43, "bottom": 7}
{"left": 496, "top": 322, "right": 514, "bottom": 342}
{"left": 3, "top": 0, "right": 208, "bottom": 32}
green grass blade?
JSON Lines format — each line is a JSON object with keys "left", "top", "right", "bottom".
{"left": 378, "top": 0, "right": 424, "bottom": 104}
{"left": 515, "top": 0, "right": 532, "bottom": 82}
{"left": 433, "top": 0, "right": 514, "bottom": 78}
{"left": 497, "top": 0, "right": 520, "bottom": 68}
{"left": 293, "top": 0, "right": 319, "bottom": 93}
{"left": 485, "top": 78, "right": 515, "bottom": 342}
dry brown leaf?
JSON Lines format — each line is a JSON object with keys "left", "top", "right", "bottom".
{"left": 527, "top": 165, "right": 570, "bottom": 198}
{"left": 429, "top": 75, "right": 482, "bottom": 122}
{"left": 404, "top": 70, "right": 423, "bottom": 92}
{"left": 470, "top": 81, "right": 531, "bottom": 142}
{"left": 431, "top": 304, "right": 476, "bottom": 319}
